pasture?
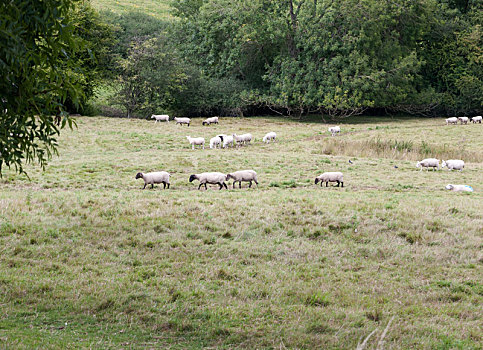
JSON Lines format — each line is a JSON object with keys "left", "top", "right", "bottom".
{"left": 0, "top": 116, "right": 482, "bottom": 349}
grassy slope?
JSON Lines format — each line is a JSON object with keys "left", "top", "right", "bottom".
{"left": 0, "top": 116, "right": 482, "bottom": 349}
{"left": 90, "top": 0, "right": 173, "bottom": 19}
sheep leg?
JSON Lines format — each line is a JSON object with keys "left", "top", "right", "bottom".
{"left": 249, "top": 181, "right": 252, "bottom": 188}
{"left": 163, "top": 182, "right": 166, "bottom": 189}
{"left": 151, "top": 184, "right": 154, "bottom": 189}
{"left": 223, "top": 182, "right": 228, "bottom": 189}
{"left": 167, "top": 183, "right": 170, "bottom": 189}
{"left": 218, "top": 182, "right": 223, "bottom": 190}
{"left": 326, "top": 182, "right": 329, "bottom": 187}
{"left": 239, "top": 181, "right": 242, "bottom": 189}
{"left": 204, "top": 183, "right": 208, "bottom": 190}
{"left": 232, "top": 182, "right": 236, "bottom": 189}
{"left": 198, "top": 183, "right": 203, "bottom": 190}
{"left": 254, "top": 179, "right": 259, "bottom": 187}
{"left": 341, "top": 181, "right": 344, "bottom": 187}
{"left": 336, "top": 180, "right": 340, "bottom": 187}
{"left": 143, "top": 183, "right": 147, "bottom": 189}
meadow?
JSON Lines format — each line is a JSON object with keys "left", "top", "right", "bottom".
{"left": 0, "top": 116, "right": 482, "bottom": 349}
{"left": 91, "top": 0, "right": 172, "bottom": 19}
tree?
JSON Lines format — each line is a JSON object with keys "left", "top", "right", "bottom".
{"left": 0, "top": 0, "right": 83, "bottom": 176}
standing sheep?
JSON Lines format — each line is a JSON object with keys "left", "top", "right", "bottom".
{"left": 186, "top": 136, "right": 205, "bottom": 150}
{"left": 471, "top": 116, "right": 482, "bottom": 123}
{"left": 135, "top": 171, "right": 170, "bottom": 189}
{"left": 262, "top": 132, "right": 277, "bottom": 143}
{"left": 232, "top": 133, "right": 252, "bottom": 147}
{"left": 174, "top": 117, "right": 191, "bottom": 126}
{"left": 442, "top": 159, "right": 464, "bottom": 171}
{"left": 210, "top": 136, "right": 222, "bottom": 149}
{"left": 189, "top": 172, "right": 228, "bottom": 190}
{"left": 151, "top": 114, "right": 169, "bottom": 123}
{"left": 315, "top": 172, "right": 344, "bottom": 187}
{"left": 202, "top": 117, "right": 219, "bottom": 125}
{"left": 328, "top": 126, "right": 341, "bottom": 136}
{"left": 445, "top": 117, "right": 458, "bottom": 125}
{"left": 416, "top": 158, "right": 440, "bottom": 171}
{"left": 458, "top": 117, "right": 469, "bottom": 124}
{"left": 226, "top": 170, "right": 258, "bottom": 189}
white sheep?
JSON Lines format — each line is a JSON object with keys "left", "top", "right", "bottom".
{"left": 209, "top": 136, "right": 222, "bottom": 149}
{"left": 262, "top": 132, "right": 276, "bottom": 143}
{"left": 186, "top": 136, "right": 205, "bottom": 150}
{"left": 458, "top": 117, "right": 469, "bottom": 124}
{"left": 226, "top": 170, "right": 258, "bottom": 189}
{"left": 222, "top": 135, "right": 234, "bottom": 148}
{"left": 241, "top": 133, "right": 252, "bottom": 145}
{"left": 471, "top": 116, "right": 482, "bottom": 123}
{"left": 442, "top": 159, "right": 464, "bottom": 171}
{"left": 232, "top": 133, "right": 244, "bottom": 147}
{"left": 315, "top": 172, "right": 344, "bottom": 187}
{"left": 445, "top": 184, "right": 473, "bottom": 192}
{"left": 445, "top": 117, "right": 458, "bottom": 125}
{"left": 416, "top": 158, "right": 440, "bottom": 171}
{"left": 328, "top": 126, "right": 341, "bottom": 136}
{"left": 151, "top": 114, "right": 169, "bottom": 122}
{"left": 189, "top": 172, "right": 228, "bottom": 190}
{"left": 174, "top": 117, "right": 191, "bottom": 126}
{"left": 135, "top": 171, "right": 170, "bottom": 189}
{"left": 202, "top": 117, "right": 219, "bottom": 125}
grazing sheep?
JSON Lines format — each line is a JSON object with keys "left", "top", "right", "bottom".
{"left": 232, "top": 133, "right": 252, "bottom": 146}
{"left": 328, "top": 126, "right": 341, "bottom": 136}
{"left": 202, "top": 116, "right": 219, "bottom": 125}
{"left": 189, "top": 172, "right": 228, "bottom": 190}
{"left": 262, "top": 132, "right": 277, "bottom": 143}
{"left": 222, "top": 135, "right": 234, "bottom": 148}
{"left": 151, "top": 114, "right": 169, "bottom": 122}
{"left": 445, "top": 117, "right": 458, "bottom": 125}
{"left": 442, "top": 159, "right": 465, "bottom": 171}
{"left": 232, "top": 133, "right": 244, "bottom": 147}
{"left": 241, "top": 133, "right": 252, "bottom": 145}
{"left": 135, "top": 171, "right": 170, "bottom": 189}
{"left": 471, "top": 116, "right": 482, "bottom": 123}
{"left": 186, "top": 136, "right": 205, "bottom": 150}
{"left": 226, "top": 170, "right": 258, "bottom": 189}
{"left": 315, "top": 172, "right": 344, "bottom": 187}
{"left": 174, "top": 117, "right": 190, "bottom": 126}
{"left": 445, "top": 184, "right": 473, "bottom": 192}
{"left": 458, "top": 117, "right": 469, "bottom": 124}
{"left": 416, "top": 158, "right": 440, "bottom": 171}
{"left": 210, "top": 136, "right": 222, "bottom": 149}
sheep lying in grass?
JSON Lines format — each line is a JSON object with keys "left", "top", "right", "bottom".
{"left": 442, "top": 159, "right": 464, "bottom": 171}
{"left": 189, "top": 172, "right": 228, "bottom": 190}
{"left": 135, "top": 171, "right": 170, "bottom": 189}
{"left": 202, "top": 117, "right": 219, "bottom": 125}
{"left": 174, "top": 117, "right": 190, "bottom": 126}
{"left": 445, "top": 184, "right": 473, "bottom": 192}
{"left": 471, "top": 116, "right": 482, "bottom": 123}
{"left": 315, "top": 172, "right": 344, "bottom": 187}
{"left": 210, "top": 136, "right": 222, "bottom": 149}
{"left": 458, "top": 117, "right": 469, "bottom": 124}
{"left": 226, "top": 170, "right": 258, "bottom": 189}
{"left": 151, "top": 114, "right": 169, "bottom": 122}
{"left": 263, "top": 132, "right": 276, "bottom": 143}
{"left": 416, "top": 158, "right": 439, "bottom": 171}
{"left": 186, "top": 136, "right": 205, "bottom": 150}
{"left": 328, "top": 126, "right": 341, "bottom": 136}
{"left": 445, "top": 117, "right": 458, "bottom": 125}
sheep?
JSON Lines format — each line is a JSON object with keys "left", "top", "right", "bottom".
{"left": 222, "top": 135, "right": 234, "bottom": 148}
{"left": 174, "top": 117, "right": 190, "bottom": 126}
{"left": 442, "top": 159, "right": 464, "bottom": 171}
{"left": 445, "top": 117, "right": 458, "bottom": 125}
{"left": 241, "top": 133, "right": 252, "bottom": 145}
{"left": 151, "top": 114, "right": 169, "bottom": 122}
{"left": 186, "top": 136, "right": 205, "bottom": 150}
{"left": 210, "top": 136, "right": 222, "bottom": 149}
{"left": 315, "top": 172, "right": 344, "bottom": 187}
{"left": 458, "top": 117, "right": 469, "bottom": 124}
{"left": 416, "top": 158, "right": 439, "bottom": 171}
{"left": 202, "top": 116, "right": 219, "bottom": 125}
{"left": 262, "top": 132, "right": 276, "bottom": 143}
{"left": 328, "top": 126, "right": 341, "bottom": 136}
{"left": 445, "top": 184, "right": 473, "bottom": 192}
{"left": 135, "top": 171, "right": 170, "bottom": 189}
{"left": 189, "top": 172, "right": 228, "bottom": 190}
{"left": 471, "top": 116, "right": 482, "bottom": 123}
{"left": 226, "top": 170, "right": 258, "bottom": 189}
{"left": 232, "top": 133, "right": 247, "bottom": 147}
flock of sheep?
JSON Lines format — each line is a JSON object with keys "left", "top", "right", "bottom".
{"left": 140, "top": 114, "right": 479, "bottom": 192}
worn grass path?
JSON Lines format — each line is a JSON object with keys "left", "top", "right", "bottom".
{"left": 0, "top": 116, "right": 482, "bottom": 348}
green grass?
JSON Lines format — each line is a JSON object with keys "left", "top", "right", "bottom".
{"left": 1, "top": 116, "right": 482, "bottom": 348}
{"left": 91, "top": 0, "right": 173, "bottom": 19}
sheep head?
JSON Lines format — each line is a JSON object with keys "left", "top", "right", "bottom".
{"left": 189, "top": 175, "right": 197, "bottom": 182}
{"left": 135, "top": 172, "right": 143, "bottom": 179}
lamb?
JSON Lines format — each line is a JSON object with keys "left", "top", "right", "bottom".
{"left": 232, "top": 133, "right": 252, "bottom": 147}
{"left": 186, "top": 136, "right": 205, "bottom": 150}
{"left": 241, "top": 133, "right": 252, "bottom": 145}
{"left": 315, "top": 172, "right": 344, "bottom": 187}
{"left": 445, "top": 117, "right": 458, "bottom": 125}
{"left": 222, "top": 135, "right": 234, "bottom": 148}
{"left": 210, "top": 136, "right": 222, "bottom": 149}
{"left": 445, "top": 184, "right": 473, "bottom": 192}
{"left": 442, "top": 159, "right": 464, "bottom": 171}
{"left": 226, "top": 170, "right": 258, "bottom": 189}
{"left": 262, "top": 132, "right": 276, "bottom": 143}
{"left": 189, "top": 172, "right": 228, "bottom": 190}
{"left": 174, "top": 117, "right": 191, "bottom": 126}
{"left": 202, "top": 116, "right": 219, "bottom": 125}
{"left": 458, "top": 117, "right": 469, "bottom": 124}
{"left": 135, "top": 171, "right": 170, "bottom": 189}
{"left": 416, "top": 158, "right": 440, "bottom": 171}
{"left": 471, "top": 116, "right": 482, "bottom": 123}
{"left": 151, "top": 114, "right": 169, "bottom": 122}
{"left": 328, "top": 126, "right": 341, "bottom": 136}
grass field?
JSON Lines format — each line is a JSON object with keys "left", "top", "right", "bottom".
{"left": 91, "top": 0, "right": 173, "bottom": 19}
{"left": 0, "top": 116, "right": 482, "bottom": 349}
